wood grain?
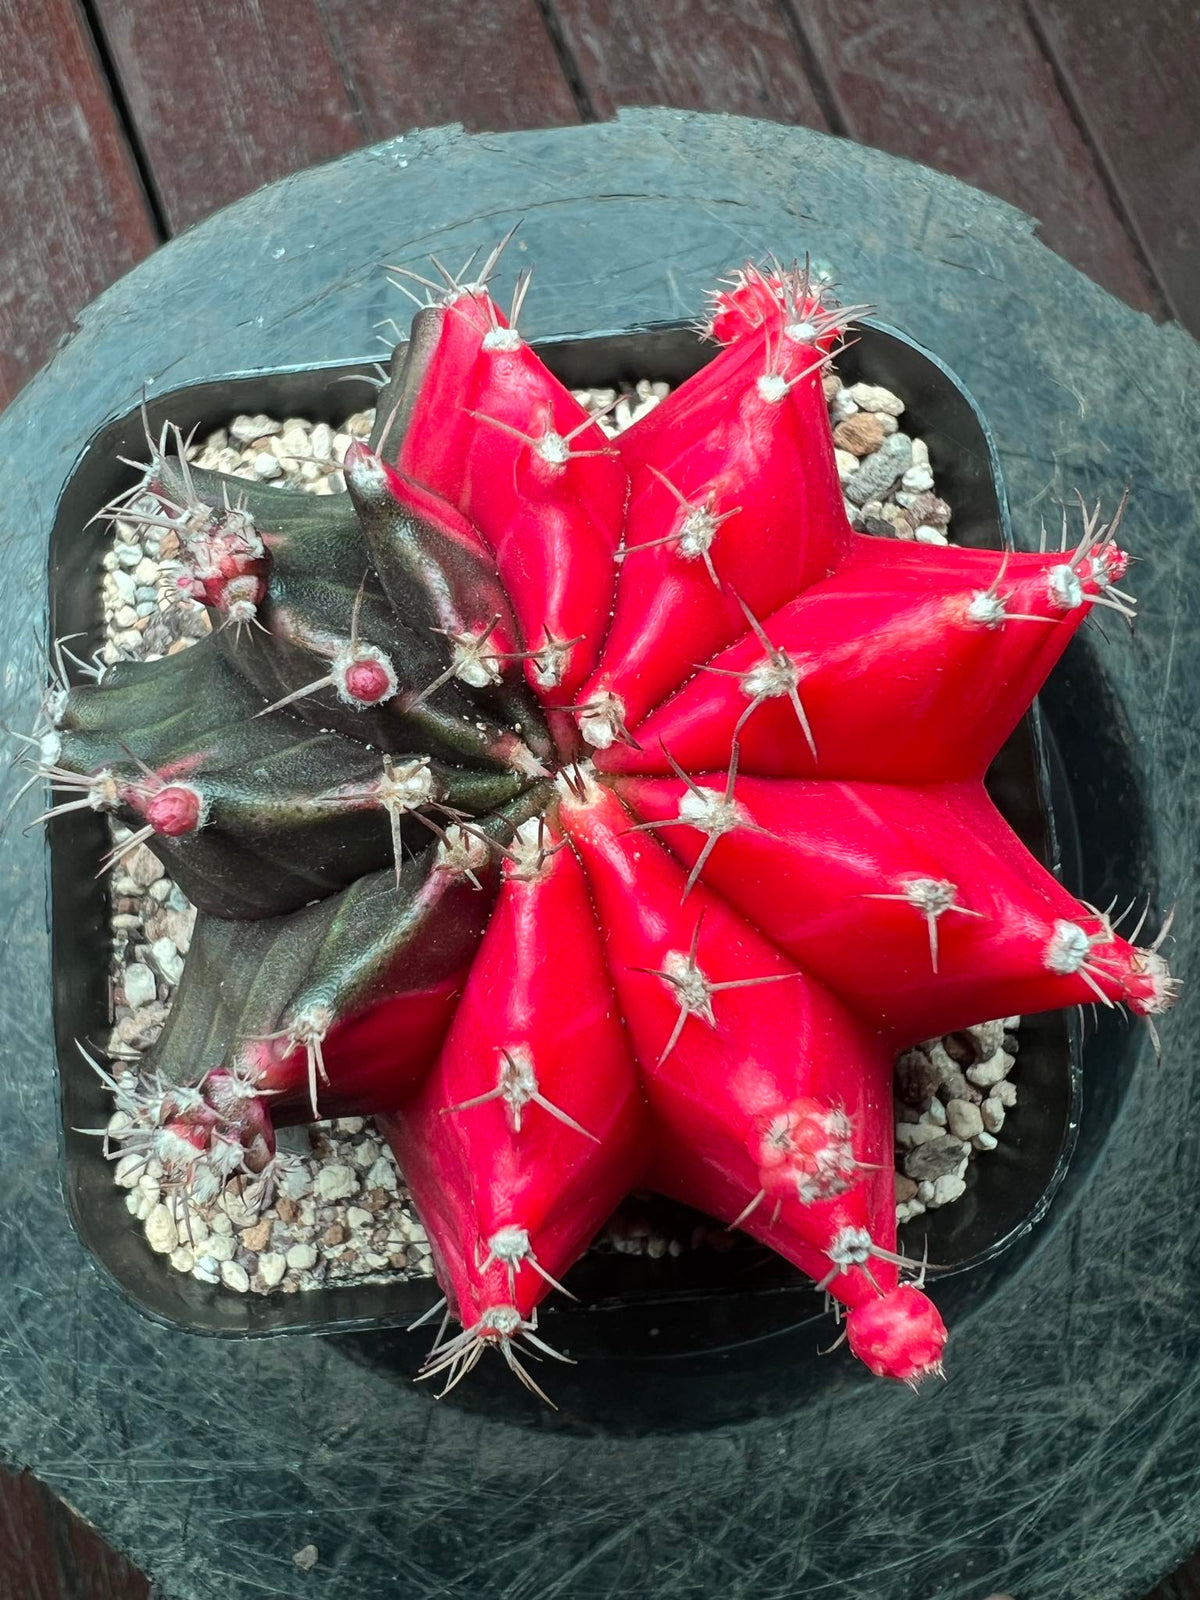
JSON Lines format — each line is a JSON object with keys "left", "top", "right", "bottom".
{"left": 0, "top": 1465, "right": 149, "bottom": 1598}
{"left": 319, "top": 0, "right": 578, "bottom": 137}
{"left": 552, "top": 0, "right": 828, "bottom": 126}
{"left": 790, "top": 0, "right": 1162, "bottom": 314}
{"left": 90, "top": 0, "right": 363, "bottom": 232}
{"left": 1026, "top": 0, "right": 1198, "bottom": 333}
{"left": 0, "top": 0, "right": 156, "bottom": 408}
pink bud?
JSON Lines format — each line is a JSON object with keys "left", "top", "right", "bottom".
{"left": 343, "top": 658, "right": 394, "bottom": 704}
{"left": 846, "top": 1286, "right": 947, "bottom": 1382}
{"left": 145, "top": 783, "right": 203, "bottom": 837}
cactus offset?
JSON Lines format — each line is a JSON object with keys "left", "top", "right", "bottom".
{"left": 32, "top": 252, "right": 1176, "bottom": 1398}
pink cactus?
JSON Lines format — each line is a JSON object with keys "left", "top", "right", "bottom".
{"left": 46, "top": 253, "right": 1176, "bottom": 1401}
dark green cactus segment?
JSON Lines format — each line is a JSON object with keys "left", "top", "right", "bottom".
{"left": 60, "top": 689, "right": 536, "bottom": 917}
{"left": 210, "top": 571, "right": 533, "bottom": 771}
{"left": 155, "top": 459, "right": 367, "bottom": 587}
{"left": 155, "top": 440, "right": 551, "bottom": 771}
{"left": 343, "top": 451, "right": 552, "bottom": 761}
{"left": 282, "top": 786, "right": 551, "bottom": 1025}
{"left": 144, "top": 896, "right": 332, "bottom": 1083}
{"left": 144, "top": 785, "right": 553, "bottom": 1099}
{"left": 368, "top": 311, "right": 437, "bottom": 463}
{"left": 342, "top": 462, "right": 510, "bottom": 677}
{"left": 58, "top": 638, "right": 264, "bottom": 760}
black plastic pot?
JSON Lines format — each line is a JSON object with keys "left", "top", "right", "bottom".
{"left": 52, "top": 318, "right": 1081, "bottom": 1387}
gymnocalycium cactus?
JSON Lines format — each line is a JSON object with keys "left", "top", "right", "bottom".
{"left": 35, "top": 250, "right": 1176, "bottom": 1398}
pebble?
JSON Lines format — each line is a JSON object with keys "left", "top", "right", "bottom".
{"left": 946, "top": 1099, "right": 985, "bottom": 1141}
{"left": 149, "top": 937, "right": 184, "bottom": 985}
{"left": 169, "top": 1246, "right": 195, "bottom": 1274}
{"left": 896, "top": 1199, "right": 926, "bottom": 1225}
{"left": 973, "top": 1132, "right": 999, "bottom": 1152}
{"left": 981, "top": 1097, "right": 1006, "bottom": 1134}
{"left": 902, "top": 466, "right": 935, "bottom": 492}
{"left": 931, "top": 1173, "right": 967, "bottom": 1206}
{"left": 114, "top": 1003, "right": 169, "bottom": 1049}
{"left": 968, "top": 1019, "right": 1007, "bottom": 1060}
{"left": 894, "top": 1174, "right": 919, "bottom": 1204}
{"left": 843, "top": 434, "right": 914, "bottom": 507}
{"left": 895, "top": 1122, "right": 945, "bottom": 1150}
{"left": 192, "top": 1258, "right": 220, "bottom": 1284}
{"left": 967, "top": 1050, "right": 1016, "bottom": 1089}
{"left": 206, "top": 1232, "right": 237, "bottom": 1263}
{"left": 221, "top": 1261, "right": 251, "bottom": 1293}
{"left": 220, "top": 1186, "right": 260, "bottom": 1228}
{"left": 242, "top": 1219, "right": 272, "bottom": 1252}
{"left": 230, "top": 413, "right": 282, "bottom": 445}
{"left": 126, "top": 845, "right": 166, "bottom": 888}
{"left": 895, "top": 1048, "right": 940, "bottom": 1107}
{"left": 992, "top": 1080, "right": 1018, "bottom": 1109}
{"left": 833, "top": 412, "right": 886, "bottom": 456}
{"left": 915, "top": 525, "right": 949, "bottom": 545}
{"left": 259, "top": 1252, "right": 287, "bottom": 1287}
{"left": 847, "top": 382, "right": 905, "bottom": 416}
{"left": 834, "top": 448, "right": 858, "bottom": 482}
{"left": 144, "top": 1204, "right": 178, "bottom": 1255}
{"left": 905, "top": 491, "right": 952, "bottom": 528}
{"left": 124, "top": 963, "right": 157, "bottom": 1009}
{"left": 314, "top": 1163, "right": 357, "bottom": 1203}
{"left": 293, "top": 1545, "right": 319, "bottom": 1572}
{"left": 114, "top": 1152, "right": 144, "bottom": 1188}
{"left": 904, "top": 1135, "right": 968, "bottom": 1181}
{"left": 346, "top": 1206, "right": 373, "bottom": 1231}
{"left": 286, "top": 1242, "right": 318, "bottom": 1270}
{"left": 875, "top": 503, "right": 916, "bottom": 539}
{"left": 350, "top": 1139, "right": 381, "bottom": 1171}
{"left": 365, "top": 1156, "right": 398, "bottom": 1193}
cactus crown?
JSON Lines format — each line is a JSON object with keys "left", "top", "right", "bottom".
{"left": 33, "top": 247, "right": 1174, "bottom": 1398}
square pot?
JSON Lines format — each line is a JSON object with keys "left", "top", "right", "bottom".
{"left": 49, "top": 319, "right": 1079, "bottom": 1353}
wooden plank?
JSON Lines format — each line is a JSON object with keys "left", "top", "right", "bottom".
{"left": 793, "top": 0, "right": 1161, "bottom": 315}
{"left": 1026, "top": 0, "right": 1198, "bottom": 333}
{"left": 0, "top": 0, "right": 157, "bottom": 409}
{"left": 551, "top": 0, "right": 828, "bottom": 126}
{"left": 320, "top": 0, "right": 578, "bottom": 137}
{"left": 91, "top": 0, "right": 363, "bottom": 233}
{"left": 1148, "top": 1549, "right": 1200, "bottom": 1599}
{"left": 0, "top": 1465, "right": 149, "bottom": 1598}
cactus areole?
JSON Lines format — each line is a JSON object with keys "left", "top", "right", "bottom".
{"left": 42, "top": 252, "right": 1176, "bottom": 1402}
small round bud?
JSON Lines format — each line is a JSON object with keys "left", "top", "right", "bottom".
{"left": 145, "top": 783, "right": 204, "bottom": 837}
{"left": 846, "top": 1286, "right": 947, "bottom": 1382}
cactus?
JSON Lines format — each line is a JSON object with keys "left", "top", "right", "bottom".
{"left": 33, "top": 252, "right": 1176, "bottom": 1400}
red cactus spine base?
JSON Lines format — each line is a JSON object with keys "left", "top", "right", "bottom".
{"left": 33, "top": 246, "right": 1177, "bottom": 1403}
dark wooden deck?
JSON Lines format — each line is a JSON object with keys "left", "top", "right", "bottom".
{"left": 0, "top": 2, "right": 1196, "bottom": 1593}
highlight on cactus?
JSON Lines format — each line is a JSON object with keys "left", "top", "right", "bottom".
{"left": 26, "top": 244, "right": 1178, "bottom": 1403}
